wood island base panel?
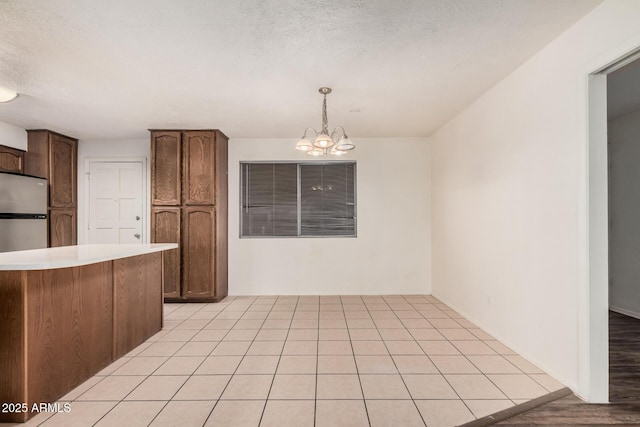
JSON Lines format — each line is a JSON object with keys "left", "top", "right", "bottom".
{"left": 0, "top": 244, "right": 176, "bottom": 423}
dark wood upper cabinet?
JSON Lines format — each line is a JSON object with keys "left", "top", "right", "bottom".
{"left": 49, "top": 134, "right": 77, "bottom": 208}
{"left": 183, "top": 131, "right": 215, "bottom": 205}
{"left": 25, "top": 130, "right": 77, "bottom": 208}
{"left": 0, "top": 145, "right": 25, "bottom": 173}
{"left": 151, "top": 131, "right": 181, "bottom": 205}
{"left": 25, "top": 130, "right": 78, "bottom": 247}
{"left": 182, "top": 206, "right": 216, "bottom": 300}
{"left": 151, "top": 207, "right": 181, "bottom": 299}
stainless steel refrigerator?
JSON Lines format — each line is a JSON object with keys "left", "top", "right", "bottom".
{"left": 0, "top": 171, "right": 48, "bottom": 253}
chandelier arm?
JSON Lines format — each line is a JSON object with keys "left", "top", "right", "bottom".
{"left": 332, "top": 126, "right": 348, "bottom": 138}
{"left": 330, "top": 129, "right": 340, "bottom": 144}
{"left": 302, "top": 127, "right": 318, "bottom": 139}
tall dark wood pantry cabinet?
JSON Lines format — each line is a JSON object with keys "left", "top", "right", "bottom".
{"left": 150, "top": 130, "right": 228, "bottom": 302}
{"left": 25, "top": 130, "right": 78, "bottom": 247}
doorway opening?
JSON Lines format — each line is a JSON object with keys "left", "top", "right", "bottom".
{"left": 585, "top": 44, "right": 640, "bottom": 404}
{"left": 606, "top": 57, "right": 640, "bottom": 403}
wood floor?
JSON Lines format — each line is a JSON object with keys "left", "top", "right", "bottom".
{"left": 495, "top": 311, "right": 640, "bottom": 425}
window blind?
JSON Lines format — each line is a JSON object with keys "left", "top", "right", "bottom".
{"left": 300, "top": 163, "right": 356, "bottom": 236}
{"left": 241, "top": 163, "right": 298, "bottom": 236}
{"left": 240, "top": 162, "right": 356, "bottom": 238}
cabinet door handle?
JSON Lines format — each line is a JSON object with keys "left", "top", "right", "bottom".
{"left": 134, "top": 233, "right": 141, "bottom": 239}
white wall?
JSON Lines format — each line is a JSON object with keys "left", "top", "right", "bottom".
{"left": 430, "top": 0, "right": 640, "bottom": 399}
{"left": 77, "top": 138, "right": 150, "bottom": 244}
{"left": 0, "top": 121, "right": 26, "bottom": 150}
{"left": 608, "top": 109, "right": 640, "bottom": 318}
{"left": 229, "top": 137, "right": 431, "bottom": 296}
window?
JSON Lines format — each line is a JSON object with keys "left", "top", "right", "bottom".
{"left": 241, "top": 162, "right": 356, "bottom": 237}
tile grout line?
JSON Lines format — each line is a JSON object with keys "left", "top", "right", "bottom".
{"left": 87, "top": 302, "right": 207, "bottom": 427}
{"left": 407, "top": 295, "right": 479, "bottom": 421}
{"left": 342, "top": 295, "right": 373, "bottom": 427}
{"left": 124, "top": 300, "right": 232, "bottom": 427}
{"left": 37, "top": 295, "right": 557, "bottom": 427}
{"left": 80, "top": 303, "right": 184, "bottom": 426}
{"left": 415, "top": 296, "right": 547, "bottom": 416}
{"left": 167, "top": 298, "right": 245, "bottom": 427}
{"left": 258, "top": 295, "right": 299, "bottom": 427}
{"left": 426, "top": 298, "right": 529, "bottom": 409}
{"left": 348, "top": 295, "right": 427, "bottom": 425}
{"left": 199, "top": 296, "right": 271, "bottom": 427}
{"left": 180, "top": 296, "right": 252, "bottom": 427}
{"left": 376, "top": 295, "right": 427, "bottom": 427}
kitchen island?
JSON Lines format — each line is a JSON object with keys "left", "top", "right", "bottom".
{"left": 0, "top": 244, "right": 177, "bottom": 423}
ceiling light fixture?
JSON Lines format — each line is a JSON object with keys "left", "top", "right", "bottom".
{"left": 0, "top": 85, "right": 19, "bottom": 103}
{"left": 295, "top": 87, "right": 355, "bottom": 156}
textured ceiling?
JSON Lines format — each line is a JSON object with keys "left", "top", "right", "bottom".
{"left": 0, "top": 0, "right": 601, "bottom": 140}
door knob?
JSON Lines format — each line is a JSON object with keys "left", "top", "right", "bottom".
{"left": 136, "top": 216, "right": 140, "bottom": 220}
{"left": 134, "top": 233, "right": 141, "bottom": 239}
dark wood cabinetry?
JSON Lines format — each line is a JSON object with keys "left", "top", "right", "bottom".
{"left": 112, "top": 254, "right": 163, "bottom": 358}
{"left": 49, "top": 208, "right": 77, "bottom": 247}
{"left": 150, "top": 130, "right": 228, "bottom": 302}
{"left": 48, "top": 134, "right": 76, "bottom": 208}
{"left": 183, "top": 131, "right": 216, "bottom": 205}
{"left": 0, "top": 250, "right": 166, "bottom": 423}
{"left": 0, "top": 145, "right": 25, "bottom": 173}
{"left": 182, "top": 206, "right": 216, "bottom": 299}
{"left": 25, "top": 130, "right": 78, "bottom": 247}
{"left": 151, "top": 207, "right": 181, "bottom": 298}
{"left": 151, "top": 131, "right": 181, "bottom": 205}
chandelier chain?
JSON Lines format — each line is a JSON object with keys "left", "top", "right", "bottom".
{"left": 321, "top": 94, "right": 329, "bottom": 135}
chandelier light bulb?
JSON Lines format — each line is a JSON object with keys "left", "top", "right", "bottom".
{"left": 330, "top": 146, "right": 347, "bottom": 156}
{"left": 295, "top": 138, "right": 313, "bottom": 152}
{"left": 336, "top": 137, "right": 355, "bottom": 151}
{"left": 314, "top": 133, "right": 333, "bottom": 148}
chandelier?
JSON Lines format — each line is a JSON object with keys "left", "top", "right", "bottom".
{"left": 295, "top": 87, "right": 355, "bottom": 156}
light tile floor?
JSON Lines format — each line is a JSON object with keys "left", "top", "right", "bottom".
{"left": 20, "top": 295, "right": 563, "bottom": 427}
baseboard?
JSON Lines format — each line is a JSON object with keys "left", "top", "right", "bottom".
{"left": 459, "top": 387, "right": 573, "bottom": 426}
{"left": 610, "top": 305, "right": 640, "bottom": 320}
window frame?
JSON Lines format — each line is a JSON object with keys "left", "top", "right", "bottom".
{"left": 239, "top": 160, "right": 357, "bottom": 239}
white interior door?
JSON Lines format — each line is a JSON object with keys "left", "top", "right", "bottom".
{"left": 89, "top": 161, "right": 144, "bottom": 244}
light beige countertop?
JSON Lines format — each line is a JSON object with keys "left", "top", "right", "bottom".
{"left": 0, "top": 243, "right": 178, "bottom": 270}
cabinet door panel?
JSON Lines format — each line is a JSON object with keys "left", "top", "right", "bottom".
{"left": 151, "top": 207, "right": 181, "bottom": 299}
{"left": 182, "top": 207, "right": 215, "bottom": 299}
{"left": 151, "top": 131, "right": 181, "bottom": 205}
{"left": 26, "top": 263, "right": 113, "bottom": 408}
{"left": 49, "top": 135, "right": 77, "bottom": 208}
{"left": 49, "top": 208, "right": 77, "bottom": 247}
{"left": 0, "top": 145, "right": 25, "bottom": 173}
{"left": 112, "top": 253, "right": 162, "bottom": 358}
{"left": 183, "top": 131, "right": 215, "bottom": 205}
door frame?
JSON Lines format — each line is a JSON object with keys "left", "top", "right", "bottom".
{"left": 83, "top": 157, "right": 148, "bottom": 244}
{"left": 582, "top": 39, "right": 640, "bottom": 402}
